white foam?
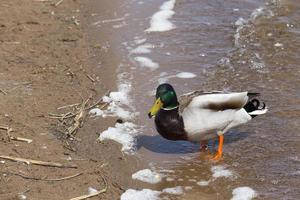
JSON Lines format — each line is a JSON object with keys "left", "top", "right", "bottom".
{"left": 158, "top": 77, "right": 169, "bottom": 84}
{"left": 134, "top": 56, "right": 159, "bottom": 70}
{"left": 101, "top": 83, "right": 137, "bottom": 120}
{"left": 235, "top": 5, "right": 274, "bottom": 48}
{"left": 235, "top": 17, "right": 247, "bottom": 27}
{"left": 130, "top": 44, "right": 154, "bottom": 54}
{"left": 162, "top": 186, "right": 183, "bottom": 195}
{"left": 160, "top": 0, "right": 176, "bottom": 10}
{"left": 166, "top": 177, "right": 175, "bottom": 182}
{"left": 231, "top": 187, "right": 257, "bottom": 200}
{"left": 251, "top": 7, "right": 264, "bottom": 19}
{"left": 176, "top": 72, "right": 197, "bottom": 79}
{"left": 291, "top": 171, "right": 300, "bottom": 176}
{"left": 211, "top": 165, "right": 235, "bottom": 179}
{"left": 99, "top": 122, "right": 137, "bottom": 153}
{"left": 197, "top": 180, "right": 210, "bottom": 186}
{"left": 132, "top": 169, "right": 163, "bottom": 184}
{"left": 102, "top": 95, "right": 112, "bottom": 103}
{"left": 120, "top": 189, "right": 161, "bottom": 200}
{"left": 146, "top": 0, "right": 176, "bottom": 32}
{"left": 274, "top": 42, "right": 283, "bottom": 47}
{"left": 89, "top": 108, "right": 104, "bottom": 116}
{"left": 234, "top": 18, "right": 248, "bottom": 47}
{"left": 109, "top": 83, "right": 131, "bottom": 104}
{"left": 157, "top": 169, "right": 175, "bottom": 173}
{"left": 290, "top": 156, "right": 300, "bottom": 162}
{"left": 134, "top": 38, "right": 147, "bottom": 45}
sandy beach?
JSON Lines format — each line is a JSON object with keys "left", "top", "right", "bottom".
{"left": 0, "top": 0, "right": 139, "bottom": 199}
{"left": 1, "top": 0, "right": 300, "bottom": 199}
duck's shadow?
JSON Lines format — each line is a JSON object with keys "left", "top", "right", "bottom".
{"left": 136, "top": 131, "right": 250, "bottom": 154}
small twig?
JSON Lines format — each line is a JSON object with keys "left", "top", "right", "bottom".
{"left": 0, "top": 126, "right": 33, "bottom": 143}
{"left": 57, "top": 103, "right": 80, "bottom": 110}
{"left": 74, "top": 19, "right": 80, "bottom": 26}
{"left": 19, "top": 188, "right": 31, "bottom": 195}
{"left": 85, "top": 90, "right": 110, "bottom": 110}
{"left": 0, "top": 126, "right": 9, "bottom": 130}
{"left": 55, "top": 129, "right": 81, "bottom": 141}
{"left": 3, "top": 171, "right": 82, "bottom": 181}
{"left": 50, "top": 90, "right": 110, "bottom": 119}
{"left": 86, "top": 99, "right": 103, "bottom": 110}
{"left": 45, "top": 172, "right": 82, "bottom": 181}
{"left": 99, "top": 102, "right": 109, "bottom": 110}
{"left": 0, "top": 155, "right": 77, "bottom": 168}
{"left": 54, "top": 0, "right": 64, "bottom": 7}
{"left": 69, "top": 188, "right": 107, "bottom": 200}
{"left": 69, "top": 175, "right": 107, "bottom": 200}
{"left": 48, "top": 112, "right": 73, "bottom": 119}
{"left": 66, "top": 98, "right": 89, "bottom": 135}
{"left": 0, "top": 88, "right": 7, "bottom": 95}
{"left": 62, "top": 141, "right": 77, "bottom": 152}
{"left": 0, "top": 126, "right": 9, "bottom": 131}
{"left": 10, "top": 136, "right": 32, "bottom": 143}
{"left": 86, "top": 74, "right": 95, "bottom": 82}
{"left": 7, "top": 128, "right": 12, "bottom": 141}
{"left": 0, "top": 126, "right": 12, "bottom": 141}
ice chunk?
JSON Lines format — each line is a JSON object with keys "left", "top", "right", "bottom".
{"left": 197, "top": 180, "right": 210, "bottom": 186}
{"left": 89, "top": 108, "right": 104, "bottom": 116}
{"left": 162, "top": 186, "right": 183, "bottom": 195}
{"left": 211, "top": 165, "right": 235, "bottom": 179}
{"left": 99, "top": 122, "right": 137, "bottom": 153}
{"left": 176, "top": 72, "right": 197, "bottom": 79}
{"left": 134, "top": 57, "right": 159, "bottom": 70}
{"left": 131, "top": 44, "right": 154, "bottom": 54}
{"left": 146, "top": 0, "right": 176, "bottom": 32}
{"left": 231, "top": 187, "right": 257, "bottom": 200}
{"left": 132, "top": 169, "right": 163, "bottom": 184}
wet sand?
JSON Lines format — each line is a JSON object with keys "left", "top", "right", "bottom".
{"left": 0, "top": 0, "right": 140, "bottom": 199}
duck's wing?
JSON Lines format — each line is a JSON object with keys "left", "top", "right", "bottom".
{"left": 187, "top": 92, "right": 250, "bottom": 110}
{"left": 179, "top": 90, "right": 224, "bottom": 113}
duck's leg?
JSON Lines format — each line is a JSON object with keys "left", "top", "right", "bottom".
{"left": 211, "top": 135, "right": 224, "bottom": 161}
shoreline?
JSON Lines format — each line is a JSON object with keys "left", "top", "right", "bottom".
{"left": 0, "top": 0, "right": 140, "bottom": 199}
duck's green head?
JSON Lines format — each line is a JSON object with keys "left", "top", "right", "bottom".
{"left": 148, "top": 83, "right": 179, "bottom": 118}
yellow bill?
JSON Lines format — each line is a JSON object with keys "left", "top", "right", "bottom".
{"left": 148, "top": 98, "right": 163, "bottom": 118}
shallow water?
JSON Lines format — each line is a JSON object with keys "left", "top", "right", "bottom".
{"left": 97, "top": 0, "right": 300, "bottom": 199}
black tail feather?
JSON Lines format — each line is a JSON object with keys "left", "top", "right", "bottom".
{"left": 244, "top": 98, "right": 266, "bottom": 118}
{"left": 247, "top": 92, "right": 260, "bottom": 97}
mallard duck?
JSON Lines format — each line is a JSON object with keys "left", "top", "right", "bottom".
{"left": 148, "top": 83, "right": 268, "bottom": 161}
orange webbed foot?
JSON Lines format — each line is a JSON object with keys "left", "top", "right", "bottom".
{"left": 210, "top": 152, "right": 223, "bottom": 162}
{"left": 208, "top": 134, "right": 224, "bottom": 162}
